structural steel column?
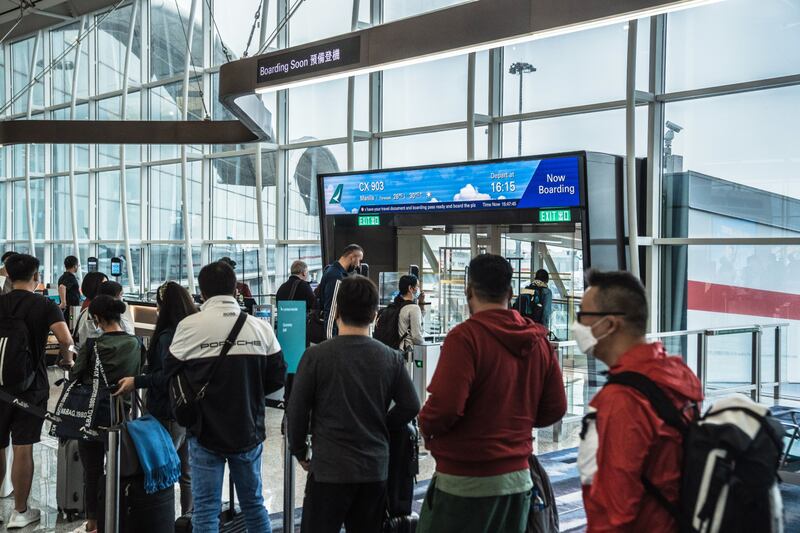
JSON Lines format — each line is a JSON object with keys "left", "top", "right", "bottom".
{"left": 119, "top": 0, "right": 140, "bottom": 293}
{"left": 346, "top": 0, "right": 360, "bottom": 170}
{"left": 466, "top": 52, "right": 476, "bottom": 161}
{"left": 625, "top": 19, "right": 640, "bottom": 278}
{"left": 255, "top": 0, "right": 273, "bottom": 297}
{"left": 179, "top": 0, "right": 199, "bottom": 294}
{"left": 69, "top": 17, "right": 88, "bottom": 275}
{"left": 23, "top": 31, "right": 41, "bottom": 255}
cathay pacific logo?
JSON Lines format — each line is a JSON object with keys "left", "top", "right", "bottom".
{"left": 329, "top": 184, "right": 343, "bottom": 204}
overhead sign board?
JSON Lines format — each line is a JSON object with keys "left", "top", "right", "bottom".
{"left": 257, "top": 36, "right": 361, "bottom": 85}
{"left": 321, "top": 156, "right": 581, "bottom": 216}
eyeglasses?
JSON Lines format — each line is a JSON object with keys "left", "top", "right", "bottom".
{"left": 576, "top": 311, "right": 626, "bottom": 322}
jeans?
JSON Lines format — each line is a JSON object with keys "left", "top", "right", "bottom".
{"left": 77, "top": 440, "right": 105, "bottom": 520}
{"left": 188, "top": 437, "right": 271, "bottom": 533}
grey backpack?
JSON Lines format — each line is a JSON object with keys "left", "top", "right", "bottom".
{"left": 527, "top": 454, "right": 559, "bottom": 533}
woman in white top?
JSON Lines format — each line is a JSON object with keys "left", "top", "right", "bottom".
{"left": 397, "top": 275, "right": 425, "bottom": 353}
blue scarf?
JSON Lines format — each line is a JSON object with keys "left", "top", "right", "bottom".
{"left": 126, "top": 415, "right": 181, "bottom": 494}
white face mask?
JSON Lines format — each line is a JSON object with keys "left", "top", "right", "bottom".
{"left": 570, "top": 317, "right": 610, "bottom": 356}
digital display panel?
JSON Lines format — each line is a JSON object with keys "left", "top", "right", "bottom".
{"left": 322, "top": 156, "right": 580, "bottom": 216}
{"left": 257, "top": 36, "right": 361, "bottom": 85}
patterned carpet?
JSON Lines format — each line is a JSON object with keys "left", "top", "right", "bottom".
{"left": 270, "top": 447, "right": 800, "bottom": 533}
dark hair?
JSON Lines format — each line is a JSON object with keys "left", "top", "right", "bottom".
{"left": 99, "top": 280, "right": 124, "bottom": 298}
{"left": 81, "top": 272, "right": 109, "bottom": 301}
{"left": 535, "top": 269, "right": 549, "bottom": 283}
{"left": 64, "top": 255, "right": 79, "bottom": 270}
{"left": 1, "top": 251, "right": 16, "bottom": 263}
{"left": 336, "top": 275, "right": 378, "bottom": 327}
{"left": 398, "top": 275, "right": 418, "bottom": 296}
{"left": 199, "top": 262, "right": 236, "bottom": 298}
{"left": 151, "top": 282, "right": 197, "bottom": 356}
{"left": 585, "top": 269, "right": 648, "bottom": 335}
{"left": 468, "top": 254, "right": 513, "bottom": 303}
{"left": 341, "top": 244, "right": 363, "bottom": 257}
{"left": 89, "top": 295, "right": 127, "bottom": 324}
{"left": 5, "top": 254, "right": 39, "bottom": 282}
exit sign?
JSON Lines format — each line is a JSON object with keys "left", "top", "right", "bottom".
{"left": 358, "top": 215, "right": 380, "bottom": 226}
{"left": 539, "top": 209, "right": 572, "bottom": 223}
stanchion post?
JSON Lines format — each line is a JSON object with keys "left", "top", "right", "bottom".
{"left": 697, "top": 333, "right": 707, "bottom": 398}
{"left": 105, "top": 427, "right": 121, "bottom": 533}
{"left": 775, "top": 326, "right": 782, "bottom": 403}
{"left": 283, "top": 417, "right": 295, "bottom": 532}
{"left": 752, "top": 328, "right": 762, "bottom": 403}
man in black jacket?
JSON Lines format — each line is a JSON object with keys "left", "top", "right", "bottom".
{"left": 276, "top": 260, "right": 315, "bottom": 310}
{"left": 287, "top": 275, "right": 420, "bottom": 533}
{"left": 165, "top": 262, "right": 286, "bottom": 533}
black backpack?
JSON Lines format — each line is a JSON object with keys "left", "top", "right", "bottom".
{"left": 0, "top": 295, "right": 36, "bottom": 393}
{"left": 516, "top": 285, "right": 545, "bottom": 324}
{"left": 373, "top": 300, "right": 414, "bottom": 349}
{"left": 607, "top": 372, "right": 785, "bottom": 533}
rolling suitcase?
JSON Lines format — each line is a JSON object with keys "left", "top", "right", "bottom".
{"left": 175, "top": 476, "right": 247, "bottom": 532}
{"left": 56, "top": 439, "right": 85, "bottom": 521}
{"left": 97, "top": 474, "right": 175, "bottom": 533}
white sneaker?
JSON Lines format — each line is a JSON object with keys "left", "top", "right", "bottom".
{"left": 7, "top": 507, "right": 40, "bottom": 529}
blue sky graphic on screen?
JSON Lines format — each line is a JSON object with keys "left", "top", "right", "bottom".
{"left": 323, "top": 156, "right": 580, "bottom": 215}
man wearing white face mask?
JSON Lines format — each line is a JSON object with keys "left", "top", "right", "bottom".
{"left": 574, "top": 270, "right": 702, "bottom": 533}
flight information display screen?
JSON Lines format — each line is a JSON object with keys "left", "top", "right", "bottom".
{"left": 321, "top": 156, "right": 580, "bottom": 216}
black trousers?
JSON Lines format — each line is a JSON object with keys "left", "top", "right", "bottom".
{"left": 301, "top": 474, "right": 387, "bottom": 533}
{"left": 78, "top": 439, "right": 105, "bottom": 520}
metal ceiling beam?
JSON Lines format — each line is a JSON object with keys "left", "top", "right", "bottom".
{"left": 0, "top": 119, "right": 259, "bottom": 144}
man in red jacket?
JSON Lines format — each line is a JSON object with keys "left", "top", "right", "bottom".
{"left": 575, "top": 270, "right": 703, "bottom": 532}
{"left": 418, "top": 254, "right": 567, "bottom": 533}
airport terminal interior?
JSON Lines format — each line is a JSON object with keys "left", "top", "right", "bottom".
{"left": 0, "top": 0, "right": 798, "bottom": 531}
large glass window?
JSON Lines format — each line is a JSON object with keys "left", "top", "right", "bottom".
{"left": 11, "top": 37, "right": 43, "bottom": 114}
{"left": 383, "top": 56, "right": 468, "bottom": 131}
{"left": 211, "top": 153, "right": 276, "bottom": 240}
{"left": 383, "top": 0, "right": 474, "bottom": 22}
{"left": 97, "top": 93, "right": 141, "bottom": 167}
{"left": 97, "top": 169, "right": 141, "bottom": 240}
{"left": 290, "top": 0, "right": 355, "bottom": 47}
{"left": 666, "top": 0, "right": 800, "bottom": 92}
{"left": 383, "top": 129, "right": 485, "bottom": 168}
{"left": 149, "top": 244, "right": 200, "bottom": 289}
{"left": 51, "top": 22, "right": 89, "bottom": 105}
{"left": 212, "top": 0, "right": 277, "bottom": 64}
{"left": 150, "top": 0, "right": 203, "bottom": 81}
{"left": 150, "top": 162, "right": 202, "bottom": 240}
{"left": 501, "top": 108, "right": 648, "bottom": 158}
{"left": 503, "top": 21, "right": 648, "bottom": 115}
{"left": 12, "top": 179, "right": 44, "bottom": 240}
{"left": 52, "top": 174, "right": 90, "bottom": 240}
{"left": 289, "top": 78, "right": 350, "bottom": 141}
{"left": 51, "top": 105, "right": 90, "bottom": 172}
{"left": 97, "top": 4, "right": 141, "bottom": 94}
{"left": 98, "top": 244, "right": 141, "bottom": 290}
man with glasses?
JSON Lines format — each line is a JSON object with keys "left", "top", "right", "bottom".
{"left": 574, "top": 269, "right": 702, "bottom": 532}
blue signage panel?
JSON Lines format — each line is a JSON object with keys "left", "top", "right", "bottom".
{"left": 322, "top": 156, "right": 580, "bottom": 216}
{"left": 276, "top": 300, "right": 307, "bottom": 374}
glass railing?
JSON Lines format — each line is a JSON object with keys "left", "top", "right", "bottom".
{"left": 550, "top": 322, "right": 793, "bottom": 441}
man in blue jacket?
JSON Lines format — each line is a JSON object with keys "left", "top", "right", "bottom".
{"left": 318, "top": 244, "right": 364, "bottom": 339}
